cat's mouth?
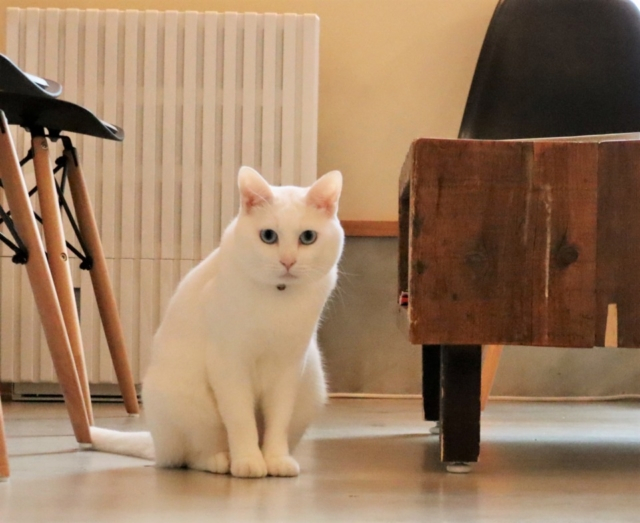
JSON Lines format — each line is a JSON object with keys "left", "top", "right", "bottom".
{"left": 280, "top": 273, "right": 298, "bottom": 280}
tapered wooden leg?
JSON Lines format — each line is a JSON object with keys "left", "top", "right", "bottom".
{"left": 64, "top": 146, "right": 140, "bottom": 414}
{"left": 440, "top": 345, "right": 481, "bottom": 464}
{"left": 0, "top": 401, "right": 9, "bottom": 480}
{"left": 32, "top": 133, "right": 93, "bottom": 424}
{"left": 0, "top": 112, "right": 91, "bottom": 443}
{"left": 481, "top": 344, "right": 504, "bottom": 411}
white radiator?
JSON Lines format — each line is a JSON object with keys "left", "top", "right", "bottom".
{"left": 0, "top": 8, "right": 320, "bottom": 389}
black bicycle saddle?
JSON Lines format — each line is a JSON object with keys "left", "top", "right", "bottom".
{"left": 0, "top": 54, "right": 62, "bottom": 98}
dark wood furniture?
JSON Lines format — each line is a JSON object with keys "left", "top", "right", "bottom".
{"left": 399, "top": 135, "right": 640, "bottom": 469}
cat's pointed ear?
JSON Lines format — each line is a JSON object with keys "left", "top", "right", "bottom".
{"left": 306, "top": 170, "right": 342, "bottom": 216}
{"left": 238, "top": 166, "right": 273, "bottom": 213}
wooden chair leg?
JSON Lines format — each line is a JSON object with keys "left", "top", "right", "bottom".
{"left": 0, "top": 112, "right": 91, "bottom": 443}
{"left": 32, "top": 134, "right": 93, "bottom": 424}
{"left": 64, "top": 146, "right": 140, "bottom": 415}
{"left": 0, "top": 400, "right": 9, "bottom": 480}
{"left": 480, "top": 344, "right": 504, "bottom": 411}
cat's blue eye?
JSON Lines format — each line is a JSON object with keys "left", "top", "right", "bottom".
{"left": 299, "top": 230, "right": 318, "bottom": 245}
{"left": 259, "top": 229, "right": 278, "bottom": 244}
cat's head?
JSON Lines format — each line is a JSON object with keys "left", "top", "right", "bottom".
{"left": 231, "top": 166, "right": 344, "bottom": 287}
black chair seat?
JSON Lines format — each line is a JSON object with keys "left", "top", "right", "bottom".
{"left": 0, "top": 92, "right": 123, "bottom": 141}
{"left": 459, "top": 0, "right": 640, "bottom": 140}
{"left": 0, "top": 54, "right": 62, "bottom": 98}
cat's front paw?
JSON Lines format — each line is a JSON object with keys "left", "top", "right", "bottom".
{"left": 230, "top": 454, "right": 268, "bottom": 478}
{"left": 205, "top": 452, "right": 231, "bottom": 474}
{"left": 264, "top": 455, "right": 300, "bottom": 477}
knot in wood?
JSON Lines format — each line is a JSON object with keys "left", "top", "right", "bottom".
{"left": 465, "top": 250, "right": 488, "bottom": 268}
{"left": 555, "top": 244, "right": 579, "bottom": 268}
{"left": 413, "top": 259, "right": 427, "bottom": 275}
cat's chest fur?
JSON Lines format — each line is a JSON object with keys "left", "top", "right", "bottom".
{"left": 206, "top": 252, "right": 334, "bottom": 355}
{"left": 159, "top": 247, "right": 334, "bottom": 359}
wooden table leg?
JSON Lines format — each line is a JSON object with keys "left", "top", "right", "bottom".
{"left": 64, "top": 145, "right": 140, "bottom": 415}
{"left": 32, "top": 133, "right": 94, "bottom": 425}
{"left": 422, "top": 344, "right": 440, "bottom": 422}
{"left": 440, "top": 345, "right": 482, "bottom": 468}
{"left": 0, "top": 400, "right": 9, "bottom": 480}
{"left": 0, "top": 112, "right": 91, "bottom": 444}
{"left": 481, "top": 344, "right": 504, "bottom": 411}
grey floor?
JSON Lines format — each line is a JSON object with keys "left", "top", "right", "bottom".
{"left": 0, "top": 398, "right": 639, "bottom": 522}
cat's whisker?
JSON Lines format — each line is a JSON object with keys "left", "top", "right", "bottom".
{"left": 329, "top": 280, "right": 349, "bottom": 309}
{"left": 336, "top": 267, "right": 356, "bottom": 281}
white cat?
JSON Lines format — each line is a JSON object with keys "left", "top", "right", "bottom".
{"left": 90, "top": 166, "right": 344, "bottom": 478}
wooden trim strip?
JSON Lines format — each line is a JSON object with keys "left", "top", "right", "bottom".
{"left": 341, "top": 220, "right": 399, "bottom": 237}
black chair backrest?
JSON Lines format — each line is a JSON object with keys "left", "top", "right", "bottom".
{"left": 459, "top": 0, "right": 640, "bottom": 139}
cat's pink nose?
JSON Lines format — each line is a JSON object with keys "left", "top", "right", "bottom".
{"left": 280, "top": 260, "right": 296, "bottom": 271}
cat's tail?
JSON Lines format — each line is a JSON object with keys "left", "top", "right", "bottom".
{"left": 89, "top": 426, "right": 155, "bottom": 461}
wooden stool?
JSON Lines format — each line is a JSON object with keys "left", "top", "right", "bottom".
{"left": 0, "top": 57, "right": 140, "bottom": 477}
{"left": 399, "top": 135, "right": 640, "bottom": 470}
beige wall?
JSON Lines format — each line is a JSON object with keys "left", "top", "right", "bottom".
{"left": 0, "top": 0, "right": 497, "bottom": 220}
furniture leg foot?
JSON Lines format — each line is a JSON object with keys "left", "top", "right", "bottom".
{"left": 446, "top": 462, "right": 472, "bottom": 474}
{"left": 429, "top": 421, "right": 441, "bottom": 435}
